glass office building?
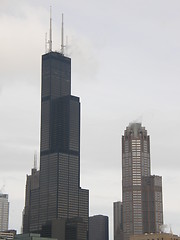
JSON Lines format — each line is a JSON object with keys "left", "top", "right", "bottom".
{"left": 23, "top": 52, "right": 89, "bottom": 239}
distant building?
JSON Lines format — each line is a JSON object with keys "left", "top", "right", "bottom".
{"left": 41, "top": 218, "right": 87, "bottom": 240}
{"left": 89, "top": 215, "right": 109, "bottom": 240}
{"left": 0, "top": 230, "right": 16, "bottom": 240}
{"left": 113, "top": 201, "right": 123, "bottom": 240}
{"left": 65, "top": 218, "right": 87, "bottom": 240}
{"left": 130, "top": 232, "right": 180, "bottom": 240}
{"left": 122, "top": 123, "right": 163, "bottom": 240}
{"left": 0, "top": 194, "right": 9, "bottom": 231}
{"left": 15, "top": 233, "right": 56, "bottom": 240}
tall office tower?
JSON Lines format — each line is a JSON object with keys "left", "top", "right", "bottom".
{"left": 113, "top": 201, "right": 123, "bottom": 240}
{"left": 23, "top": 19, "right": 89, "bottom": 239}
{"left": 0, "top": 193, "right": 9, "bottom": 231}
{"left": 89, "top": 215, "right": 109, "bottom": 240}
{"left": 122, "top": 123, "right": 163, "bottom": 240}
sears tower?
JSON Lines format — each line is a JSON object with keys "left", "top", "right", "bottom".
{"left": 23, "top": 14, "right": 89, "bottom": 239}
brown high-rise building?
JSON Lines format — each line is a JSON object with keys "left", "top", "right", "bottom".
{"left": 122, "top": 123, "right": 163, "bottom": 240}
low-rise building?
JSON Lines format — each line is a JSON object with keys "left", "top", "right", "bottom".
{"left": 0, "top": 230, "right": 16, "bottom": 240}
{"left": 89, "top": 215, "right": 109, "bottom": 240}
{"left": 130, "top": 233, "right": 180, "bottom": 240}
{"left": 15, "top": 233, "right": 56, "bottom": 240}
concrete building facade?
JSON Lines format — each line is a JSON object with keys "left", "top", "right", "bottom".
{"left": 130, "top": 233, "right": 180, "bottom": 240}
{"left": 0, "top": 194, "right": 9, "bottom": 231}
{"left": 122, "top": 123, "right": 163, "bottom": 240}
{"left": 0, "top": 230, "right": 16, "bottom": 240}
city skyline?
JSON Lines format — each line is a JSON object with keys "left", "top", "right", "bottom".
{"left": 0, "top": 1, "right": 180, "bottom": 239}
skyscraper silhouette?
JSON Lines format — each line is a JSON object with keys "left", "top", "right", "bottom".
{"left": 23, "top": 17, "right": 89, "bottom": 239}
{"left": 113, "top": 201, "right": 123, "bottom": 240}
{"left": 122, "top": 123, "right": 163, "bottom": 240}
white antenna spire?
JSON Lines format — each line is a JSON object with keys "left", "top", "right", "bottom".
{"left": 66, "top": 35, "right": 68, "bottom": 56}
{"left": 170, "top": 225, "right": 173, "bottom": 234}
{"left": 61, "top": 13, "right": 64, "bottom": 54}
{"left": 45, "top": 32, "right": 47, "bottom": 53}
{"left": 34, "top": 151, "right": 37, "bottom": 170}
{"left": 0, "top": 185, "right": 5, "bottom": 194}
{"left": 49, "top": 6, "right": 52, "bottom": 52}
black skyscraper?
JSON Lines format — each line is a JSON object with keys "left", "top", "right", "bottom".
{"left": 23, "top": 38, "right": 89, "bottom": 239}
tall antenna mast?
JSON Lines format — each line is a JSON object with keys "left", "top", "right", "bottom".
{"left": 66, "top": 36, "right": 68, "bottom": 56}
{"left": 49, "top": 6, "right": 52, "bottom": 52}
{"left": 34, "top": 151, "right": 37, "bottom": 170}
{"left": 45, "top": 32, "right": 47, "bottom": 53}
{"left": 61, "top": 13, "right": 64, "bottom": 55}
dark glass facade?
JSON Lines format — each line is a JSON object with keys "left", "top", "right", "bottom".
{"left": 113, "top": 201, "right": 123, "bottom": 240}
{"left": 23, "top": 52, "right": 89, "bottom": 238}
{"left": 89, "top": 215, "right": 109, "bottom": 240}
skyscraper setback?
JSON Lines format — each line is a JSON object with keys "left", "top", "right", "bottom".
{"left": 23, "top": 20, "right": 89, "bottom": 239}
{"left": 122, "top": 123, "right": 163, "bottom": 240}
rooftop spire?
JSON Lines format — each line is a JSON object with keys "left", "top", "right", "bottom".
{"left": 45, "top": 32, "right": 47, "bottom": 53}
{"left": 61, "top": 13, "right": 65, "bottom": 55}
{"left": 49, "top": 6, "right": 52, "bottom": 52}
{"left": 34, "top": 151, "right": 37, "bottom": 170}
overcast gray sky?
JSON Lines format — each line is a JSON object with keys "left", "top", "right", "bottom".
{"left": 0, "top": 0, "right": 180, "bottom": 238}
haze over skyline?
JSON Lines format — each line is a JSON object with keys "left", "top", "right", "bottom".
{"left": 0, "top": 1, "right": 180, "bottom": 239}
